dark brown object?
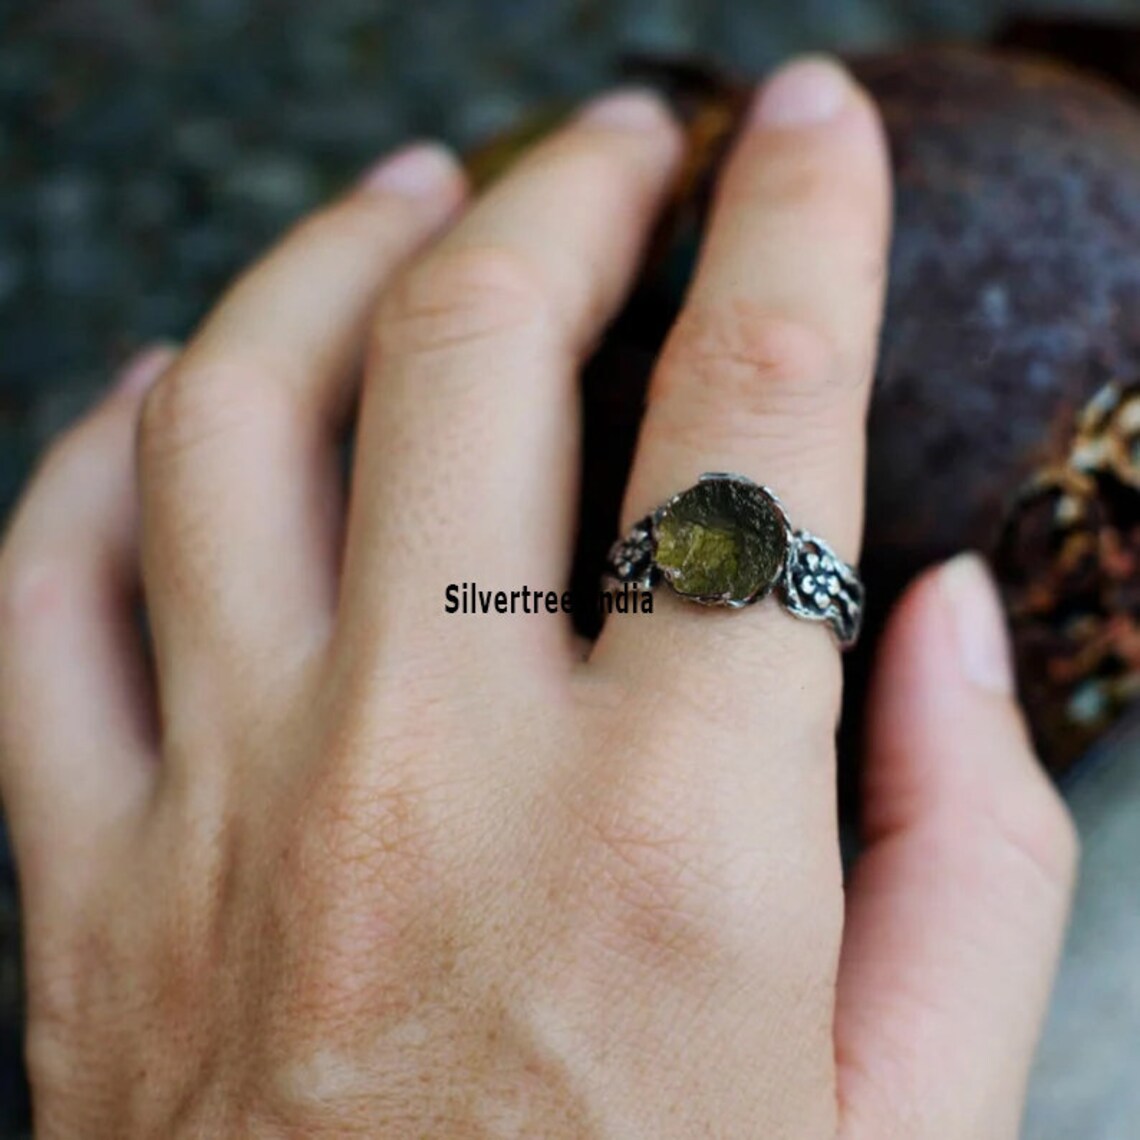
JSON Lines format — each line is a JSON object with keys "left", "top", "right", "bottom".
{"left": 998, "top": 15, "right": 1140, "bottom": 98}
{"left": 467, "top": 46, "right": 1140, "bottom": 778}
{"left": 857, "top": 47, "right": 1140, "bottom": 775}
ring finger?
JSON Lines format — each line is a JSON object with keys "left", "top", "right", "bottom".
{"left": 593, "top": 57, "right": 891, "bottom": 736}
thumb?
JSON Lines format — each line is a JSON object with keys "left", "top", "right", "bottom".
{"left": 836, "top": 553, "right": 1080, "bottom": 1140}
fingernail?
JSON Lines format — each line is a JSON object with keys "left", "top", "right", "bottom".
{"left": 114, "top": 342, "right": 177, "bottom": 397}
{"left": 577, "top": 87, "right": 675, "bottom": 131}
{"left": 750, "top": 55, "right": 851, "bottom": 129}
{"left": 939, "top": 552, "right": 1014, "bottom": 695}
{"left": 360, "top": 142, "right": 462, "bottom": 197}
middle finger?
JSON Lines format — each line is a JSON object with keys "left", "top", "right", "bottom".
{"left": 338, "top": 91, "right": 683, "bottom": 672}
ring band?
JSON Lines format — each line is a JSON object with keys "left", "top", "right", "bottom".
{"left": 603, "top": 473, "right": 864, "bottom": 649}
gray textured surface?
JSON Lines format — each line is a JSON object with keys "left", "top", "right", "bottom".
{"left": 2, "top": 0, "right": 1140, "bottom": 1136}
{"left": 1026, "top": 744, "right": 1140, "bottom": 1139}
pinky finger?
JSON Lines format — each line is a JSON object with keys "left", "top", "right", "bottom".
{"left": 0, "top": 345, "right": 173, "bottom": 896}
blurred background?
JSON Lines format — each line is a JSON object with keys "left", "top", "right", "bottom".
{"left": 3, "top": 0, "right": 1140, "bottom": 1136}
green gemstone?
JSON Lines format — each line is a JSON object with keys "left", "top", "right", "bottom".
{"left": 654, "top": 479, "right": 788, "bottom": 602}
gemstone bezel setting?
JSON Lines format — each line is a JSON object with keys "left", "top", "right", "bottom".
{"left": 649, "top": 473, "right": 792, "bottom": 607}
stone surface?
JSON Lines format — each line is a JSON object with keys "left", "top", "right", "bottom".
{"left": 654, "top": 478, "right": 786, "bottom": 601}
{"left": 1024, "top": 724, "right": 1140, "bottom": 1139}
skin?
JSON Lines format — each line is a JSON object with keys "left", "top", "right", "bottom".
{"left": 0, "top": 57, "right": 1078, "bottom": 1138}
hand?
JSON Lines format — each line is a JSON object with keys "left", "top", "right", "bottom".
{"left": 0, "top": 56, "right": 1078, "bottom": 1138}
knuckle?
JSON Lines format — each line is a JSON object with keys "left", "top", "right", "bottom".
{"left": 544, "top": 140, "right": 652, "bottom": 221}
{"left": 559, "top": 707, "right": 847, "bottom": 985}
{"left": 756, "top": 150, "right": 839, "bottom": 215}
{"left": 556, "top": 140, "right": 625, "bottom": 188}
{"left": 728, "top": 135, "right": 869, "bottom": 223}
{"left": 657, "top": 301, "right": 845, "bottom": 416}
{"left": 33, "top": 421, "right": 86, "bottom": 481}
{"left": 22, "top": 932, "right": 96, "bottom": 1096}
{"left": 315, "top": 770, "right": 438, "bottom": 889}
{"left": 19, "top": 408, "right": 105, "bottom": 500}
{"left": 644, "top": 304, "right": 857, "bottom": 464}
{"left": 290, "top": 735, "right": 447, "bottom": 931}
{"left": 138, "top": 358, "right": 296, "bottom": 469}
{"left": 0, "top": 456, "right": 101, "bottom": 634}
{"left": 24, "top": 1019, "right": 73, "bottom": 1101}
{"left": 289, "top": 194, "right": 408, "bottom": 258}
{"left": 587, "top": 839, "right": 713, "bottom": 972}
{"left": 265, "top": 763, "right": 456, "bottom": 1032}
{"left": 284, "top": 198, "right": 359, "bottom": 246}
{"left": 572, "top": 782, "right": 738, "bottom": 973}
{"left": 571, "top": 777, "right": 844, "bottom": 987}
{"left": 377, "top": 243, "right": 557, "bottom": 358}
{"left": 0, "top": 557, "right": 69, "bottom": 633}
{"left": 982, "top": 774, "right": 1081, "bottom": 901}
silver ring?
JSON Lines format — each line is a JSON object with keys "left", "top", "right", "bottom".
{"left": 603, "top": 472, "right": 864, "bottom": 649}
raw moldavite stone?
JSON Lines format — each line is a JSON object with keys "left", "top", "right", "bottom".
{"left": 653, "top": 478, "right": 788, "bottom": 602}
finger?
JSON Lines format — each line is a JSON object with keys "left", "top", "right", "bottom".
{"left": 0, "top": 346, "right": 173, "bottom": 894}
{"left": 135, "top": 147, "right": 466, "bottom": 713}
{"left": 593, "top": 57, "right": 890, "bottom": 717}
{"left": 338, "top": 90, "right": 683, "bottom": 669}
{"left": 836, "top": 555, "right": 1079, "bottom": 1140}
